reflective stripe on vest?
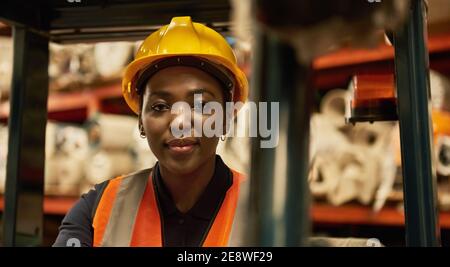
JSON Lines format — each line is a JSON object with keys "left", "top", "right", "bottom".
{"left": 92, "top": 168, "right": 246, "bottom": 247}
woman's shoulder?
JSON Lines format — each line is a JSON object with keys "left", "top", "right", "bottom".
{"left": 90, "top": 168, "right": 153, "bottom": 200}
{"left": 90, "top": 168, "right": 154, "bottom": 203}
{"left": 53, "top": 168, "right": 154, "bottom": 247}
{"left": 120, "top": 168, "right": 153, "bottom": 180}
{"left": 53, "top": 182, "right": 108, "bottom": 247}
{"left": 104, "top": 168, "right": 153, "bottom": 185}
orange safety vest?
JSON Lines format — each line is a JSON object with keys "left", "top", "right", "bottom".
{"left": 92, "top": 168, "right": 246, "bottom": 247}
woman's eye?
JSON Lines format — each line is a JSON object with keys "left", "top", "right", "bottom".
{"left": 151, "top": 103, "right": 170, "bottom": 112}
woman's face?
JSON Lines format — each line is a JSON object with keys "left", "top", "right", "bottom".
{"left": 139, "top": 66, "right": 225, "bottom": 175}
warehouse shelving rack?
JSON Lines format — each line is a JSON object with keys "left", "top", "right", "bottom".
{"left": 0, "top": 0, "right": 444, "bottom": 246}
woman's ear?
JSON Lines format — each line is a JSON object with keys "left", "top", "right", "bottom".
{"left": 138, "top": 114, "right": 142, "bottom": 129}
{"left": 138, "top": 109, "right": 145, "bottom": 137}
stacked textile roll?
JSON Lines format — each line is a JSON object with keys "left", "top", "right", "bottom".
{"left": 0, "top": 124, "right": 7, "bottom": 193}
{"left": 94, "top": 42, "right": 133, "bottom": 79}
{"left": 85, "top": 114, "right": 142, "bottom": 187}
{"left": 85, "top": 150, "right": 135, "bottom": 184}
{"left": 0, "top": 37, "right": 12, "bottom": 97}
{"left": 49, "top": 42, "right": 134, "bottom": 92}
{"left": 45, "top": 123, "right": 89, "bottom": 195}
{"left": 309, "top": 89, "right": 397, "bottom": 208}
{"left": 89, "top": 113, "right": 137, "bottom": 150}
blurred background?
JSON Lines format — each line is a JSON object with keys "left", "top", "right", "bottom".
{"left": 1, "top": 0, "right": 450, "bottom": 246}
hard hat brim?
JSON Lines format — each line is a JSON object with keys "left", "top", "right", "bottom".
{"left": 122, "top": 53, "right": 249, "bottom": 115}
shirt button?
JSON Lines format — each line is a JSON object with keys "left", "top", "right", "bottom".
{"left": 178, "top": 218, "right": 184, "bottom": 224}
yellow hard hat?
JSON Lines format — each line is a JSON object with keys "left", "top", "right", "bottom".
{"left": 122, "top": 16, "right": 249, "bottom": 114}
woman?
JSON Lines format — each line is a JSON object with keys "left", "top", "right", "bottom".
{"left": 54, "top": 16, "right": 249, "bottom": 247}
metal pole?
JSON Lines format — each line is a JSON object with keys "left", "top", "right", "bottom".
{"left": 3, "top": 26, "right": 49, "bottom": 246}
{"left": 393, "top": 0, "right": 440, "bottom": 246}
{"left": 248, "top": 28, "right": 310, "bottom": 246}
{"left": 284, "top": 49, "right": 312, "bottom": 248}
{"left": 247, "top": 29, "right": 277, "bottom": 246}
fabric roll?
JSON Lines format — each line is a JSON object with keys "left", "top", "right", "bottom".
{"left": 94, "top": 42, "right": 133, "bottom": 78}
{"left": 45, "top": 155, "right": 86, "bottom": 195}
{"left": 86, "top": 150, "right": 135, "bottom": 185}
{"left": 320, "top": 89, "right": 349, "bottom": 128}
{"left": 90, "top": 114, "right": 137, "bottom": 150}
{"left": 0, "top": 37, "right": 13, "bottom": 95}
{"left": 0, "top": 124, "right": 8, "bottom": 193}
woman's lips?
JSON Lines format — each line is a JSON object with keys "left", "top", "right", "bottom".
{"left": 166, "top": 138, "right": 199, "bottom": 155}
{"left": 168, "top": 144, "right": 196, "bottom": 153}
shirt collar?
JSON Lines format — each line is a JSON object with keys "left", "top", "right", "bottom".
{"left": 153, "top": 155, "right": 232, "bottom": 220}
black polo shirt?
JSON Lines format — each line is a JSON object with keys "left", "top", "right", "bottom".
{"left": 53, "top": 155, "right": 232, "bottom": 247}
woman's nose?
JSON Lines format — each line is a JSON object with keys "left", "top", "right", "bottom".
{"left": 170, "top": 103, "right": 204, "bottom": 138}
{"left": 170, "top": 103, "right": 195, "bottom": 137}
